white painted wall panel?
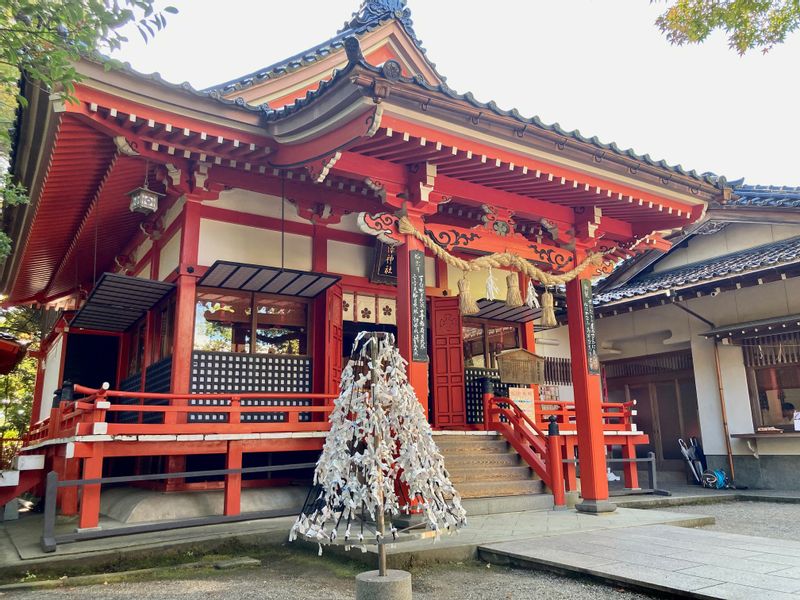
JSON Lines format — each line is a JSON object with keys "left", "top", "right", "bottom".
{"left": 210, "top": 189, "right": 306, "bottom": 223}
{"left": 158, "top": 231, "right": 181, "bottom": 280}
{"left": 327, "top": 240, "right": 369, "bottom": 277}
{"left": 198, "top": 219, "right": 312, "bottom": 271}
{"left": 39, "top": 335, "right": 64, "bottom": 421}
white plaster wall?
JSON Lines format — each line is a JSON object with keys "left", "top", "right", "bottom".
{"left": 446, "top": 264, "right": 513, "bottom": 299}
{"left": 39, "top": 335, "right": 64, "bottom": 421}
{"left": 162, "top": 196, "right": 185, "bottom": 232}
{"left": 327, "top": 212, "right": 363, "bottom": 233}
{"left": 327, "top": 240, "right": 369, "bottom": 278}
{"left": 209, "top": 188, "right": 306, "bottom": 223}
{"left": 158, "top": 231, "right": 181, "bottom": 280}
{"left": 425, "top": 256, "right": 435, "bottom": 284}
{"left": 198, "top": 219, "right": 312, "bottom": 271}
{"left": 129, "top": 238, "right": 152, "bottom": 269}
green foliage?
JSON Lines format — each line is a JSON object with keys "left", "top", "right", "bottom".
{"left": 0, "top": 1, "right": 177, "bottom": 154}
{"left": 655, "top": 0, "right": 800, "bottom": 54}
{"left": 0, "top": 305, "right": 40, "bottom": 437}
{"left": 0, "top": 171, "right": 28, "bottom": 260}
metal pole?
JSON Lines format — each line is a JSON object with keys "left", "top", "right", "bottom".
{"left": 41, "top": 471, "right": 58, "bottom": 553}
{"left": 370, "top": 334, "right": 387, "bottom": 577}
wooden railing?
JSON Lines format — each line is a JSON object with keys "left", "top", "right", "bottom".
{"left": 25, "top": 383, "right": 337, "bottom": 444}
{"left": 482, "top": 392, "right": 566, "bottom": 507}
{"left": 533, "top": 399, "right": 636, "bottom": 431}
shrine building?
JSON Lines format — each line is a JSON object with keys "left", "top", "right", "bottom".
{"left": 0, "top": 1, "right": 730, "bottom": 531}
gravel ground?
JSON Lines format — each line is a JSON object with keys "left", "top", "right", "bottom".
{"left": 6, "top": 559, "right": 652, "bottom": 600}
{"left": 662, "top": 500, "right": 800, "bottom": 541}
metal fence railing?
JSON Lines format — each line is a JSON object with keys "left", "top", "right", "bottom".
{"left": 40, "top": 462, "right": 316, "bottom": 552}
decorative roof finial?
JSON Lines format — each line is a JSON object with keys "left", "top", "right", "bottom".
{"left": 340, "top": 0, "right": 418, "bottom": 42}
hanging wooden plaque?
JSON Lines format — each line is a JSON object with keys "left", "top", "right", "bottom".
{"left": 409, "top": 250, "right": 428, "bottom": 362}
{"left": 369, "top": 241, "right": 398, "bottom": 285}
{"left": 581, "top": 279, "right": 600, "bottom": 375}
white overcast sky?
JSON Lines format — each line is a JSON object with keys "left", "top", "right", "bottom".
{"left": 112, "top": 0, "right": 800, "bottom": 186}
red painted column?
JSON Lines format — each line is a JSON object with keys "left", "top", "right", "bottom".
{"left": 396, "top": 215, "right": 429, "bottom": 416}
{"left": 224, "top": 441, "right": 243, "bottom": 516}
{"left": 565, "top": 263, "right": 615, "bottom": 513}
{"left": 78, "top": 445, "right": 104, "bottom": 530}
{"left": 60, "top": 458, "right": 80, "bottom": 516}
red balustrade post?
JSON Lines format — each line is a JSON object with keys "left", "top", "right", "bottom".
{"left": 481, "top": 378, "right": 495, "bottom": 432}
{"left": 547, "top": 417, "right": 566, "bottom": 509}
{"left": 78, "top": 444, "right": 104, "bottom": 530}
{"left": 229, "top": 396, "right": 241, "bottom": 425}
{"left": 224, "top": 441, "right": 243, "bottom": 517}
{"left": 621, "top": 438, "right": 640, "bottom": 490}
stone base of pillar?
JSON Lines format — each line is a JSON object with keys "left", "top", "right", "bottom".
{"left": 356, "top": 570, "right": 412, "bottom": 600}
{"left": 575, "top": 499, "right": 617, "bottom": 514}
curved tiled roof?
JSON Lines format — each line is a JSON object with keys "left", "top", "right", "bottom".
{"left": 206, "top": 0, "right": 443, "bottom": 95}
{"left": 594, "top": 235, "right": 800, "bottom": 304}
{"left": 727, "top": 185, "right": 800, "bottom": 208}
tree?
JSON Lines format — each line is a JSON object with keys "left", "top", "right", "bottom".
{"left": 655, "top": 1, "right": 800, "bottom": 54}
{"left": 290, "top": 333, "right": 466, "bottom": 564}
{"left": 0, "top": 1, "right": 177, "bottom": 259}
{"left": 0, "top": 305, "right": 40, "bottom": 437}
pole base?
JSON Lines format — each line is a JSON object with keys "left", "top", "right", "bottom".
{"left": 575, "top": 499, "right": 617, "bottom": 514}
{"left": 356, "top": 570, "right": 412, "bottom": 600}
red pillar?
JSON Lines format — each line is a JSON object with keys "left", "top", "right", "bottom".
{"left": 224, "top": 441, "right": 243, "bottom": 516}
{"left": 60, "top": 458, "right": 80, "bottom": 516}
{"left": 396, "top": 216, "right": 429, "bottom": 416}
{"left": 78, "top": 445, "right": 104, "bottom": 530}
{"left": 565, "top": 270, "right": 615, "bottom": 513}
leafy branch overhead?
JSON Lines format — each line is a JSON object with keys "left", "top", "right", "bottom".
{"left": 0, "top": 1, "right": 177, "bottom": 259}
{"left": 655, "top": 0, "right": 800, "bottom": 54}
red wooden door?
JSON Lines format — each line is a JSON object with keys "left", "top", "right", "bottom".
{"left": 324, "top": 285, "right": 344, "bottom": 395}
{"left": 430, "top": 297, "right": 466, "bottom": 428}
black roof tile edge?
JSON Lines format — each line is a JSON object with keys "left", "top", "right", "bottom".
{"left": 594, "top": 234, "right": 800, "bottom": 304}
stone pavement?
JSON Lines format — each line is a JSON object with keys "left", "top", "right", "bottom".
{"left": 481, "top": 523, "right": 800, "bottom": 599}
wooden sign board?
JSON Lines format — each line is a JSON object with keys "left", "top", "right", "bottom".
{"left": 497, "top": 348, "right": 545, "bottom": 385}
{"left": 409, "top": 249, "right": 428, "bottom": 362}
{"left": 509, "top": 386, "right": 536, "bottom": 422}
{"left": 369, "top": 241, "right": 398, "bottom": 285}
{"left": 581, "top": 279, "right": 600, "bottom": 375}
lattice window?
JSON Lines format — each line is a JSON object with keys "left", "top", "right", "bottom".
{"left": 742, "top": 332, "right": 800, "bottom": 368}
{"left": 189, "top": 351, "right": 312, "bottom": 423}
{"left": 464, "top": 368, "right": 510, "bottom": 425}
{"left": 604, "top": 350, "right": 693, "bottom": 378}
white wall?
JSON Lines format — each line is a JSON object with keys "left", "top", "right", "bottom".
{"left": 198, "top": 219, "right": 312, "bottom": 271}
{"left": 210, "top": 188, "right": 307, "bottom": 223}
{"left": 158, "top": 231, "right": 181, "bottom": 280}
{"left": 39, "top": 335, "right": 64, "bottom": 421}
{"left": 328, "top": 240, "right": 369, "bottom": 278}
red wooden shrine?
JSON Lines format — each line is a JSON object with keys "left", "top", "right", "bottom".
{"left": 1, "top": 0, "right": 729, "bottom": 525}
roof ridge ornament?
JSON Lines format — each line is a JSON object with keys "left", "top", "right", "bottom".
{"left": 340, "top": 0, "right": 417, "bottom": 39}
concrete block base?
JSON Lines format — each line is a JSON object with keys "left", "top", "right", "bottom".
{"left": 355, "top": 570, "right": 411, "bottom": 600}
{"left": 575, "top": 499, "right": 617, "bottom": 514}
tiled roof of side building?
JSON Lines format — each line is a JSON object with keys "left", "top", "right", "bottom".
{"left": 725, "top": 185, "right": 800, "bottom": 208}
{"left": 594, "top": 235, "right": 800, "bottom": 305}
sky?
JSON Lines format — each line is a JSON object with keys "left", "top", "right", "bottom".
{"left": 112, "top": 0, "right": 800, "bottom": 186}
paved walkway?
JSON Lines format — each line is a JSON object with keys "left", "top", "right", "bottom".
{"left": 481, "top": 523, "right": 800, "bottom": 599}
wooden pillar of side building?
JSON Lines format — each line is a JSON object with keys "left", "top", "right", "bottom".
{"left": 395, "top": 214, "right": 429, "bottom": 416}
{"left": 565, "top": 261, "right": 615, "bottom": 514}
{"left": 224, "top": 441, "right": 243, "bottom": 516}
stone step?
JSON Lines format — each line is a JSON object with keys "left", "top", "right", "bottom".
{"left": 456, "top": 479, "right": 545, "bottom": 499}
{"left": 462, "top": 493, "right": 554, "bottom": 516}
{"left": 442, "top": 452, "right": 521, "bottom": 469}
{"left": 436, "top": 439, "right": 510, "bottom": 455}
{"left": 448, "top": 465, "right": 533, "bottom": 484}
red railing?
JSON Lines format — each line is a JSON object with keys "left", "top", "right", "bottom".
{"left": 533, "top": 399, "right": 636, "bottom": 431}
{"left": 25, "top": 384, "right": 338, "bottom": 444}
{"left": 1, "top": 437, "right": 23, "bottom": 470}
{"left": 483, "top": 393, "right": 565, "bottom": 507}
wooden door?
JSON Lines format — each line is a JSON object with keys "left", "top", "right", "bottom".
{"left": 324, "top": 285, "right": 344, "bottom": 395}
{"left": 430, "top": 297, "right": 466, "bottom": 428}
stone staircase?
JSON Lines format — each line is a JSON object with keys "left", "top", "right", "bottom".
{"left": 436, "top": 434, "right": 553, "bottom": 514}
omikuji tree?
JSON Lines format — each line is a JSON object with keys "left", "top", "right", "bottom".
{"left": 655, "top": 0, "right": 800, "bottom": 54}
{"left": 290, "top": 333, "right": 466, "bottom": 556}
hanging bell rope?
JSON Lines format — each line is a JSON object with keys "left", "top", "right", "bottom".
{"left": 506, "top": 272, "right": 523, "bottom": 307}
{"left": 397, "top": 216, "right": 612, "bottom": 322}
{"left": 397, "top": 216, "right": 609, "bottom": 286}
